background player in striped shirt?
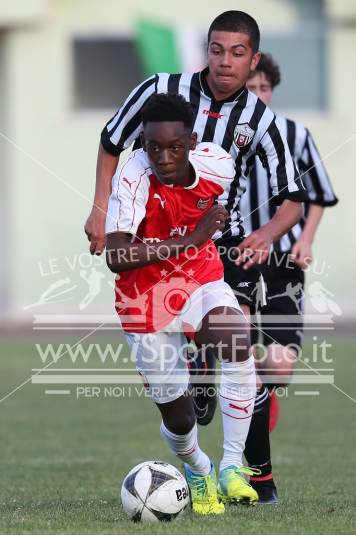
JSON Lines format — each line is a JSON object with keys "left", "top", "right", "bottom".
{"left": 105, "top": 93, "right": 259, "bottom": 513}
{"left": 85, "top": 10, "right": 308, "bottom": 505}
{"left": 234, "top": 52, "right": 338, "bottom": 504}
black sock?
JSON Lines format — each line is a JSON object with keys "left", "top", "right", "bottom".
{"left": 244, "top": 386, "right": 272, "bottom": 478}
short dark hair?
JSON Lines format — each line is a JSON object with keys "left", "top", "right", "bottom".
{"left": 208, "top": 11, "right": 260, "bottom": 53}
{"left": 141, "top": 93, "right": 194, "bottom": 131}
{"left": 250, "top": 52, "right": 281, "bottom": 88}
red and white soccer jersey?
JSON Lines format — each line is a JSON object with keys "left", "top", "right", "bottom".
{"left": 106, "top": 142, "right": 235, "bottom": 332}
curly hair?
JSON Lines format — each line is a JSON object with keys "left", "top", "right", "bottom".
{"left": 141, "top": 93, "right": 194, "bottom": 131}
{"left": 251, "top": 52, "right": 281, "bottom": 88}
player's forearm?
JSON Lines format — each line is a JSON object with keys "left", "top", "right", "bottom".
{"left": 106, "top": 235, "right": 198, "bottom": 273}
{"left": 299, "top": 204, "right": 324, "bottom": 243}
{"left": 261, "top": 200, "right": 303, "bottom": 243}
{"left": 93, "top": 143, "right": 120, "bottom": 211}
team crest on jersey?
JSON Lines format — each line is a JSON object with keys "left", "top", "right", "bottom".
{"left": 197, "top": 198, "right": 210, "bottom": 210}
{"left": 234, "top": 123, "right": 255, "bottom": 148}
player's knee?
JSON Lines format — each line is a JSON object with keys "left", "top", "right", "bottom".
{"left": 166, "top": 412, "right": 195, "bottom": 435}
{"left": 197, "top": 307, "right": 250, "bottom": 363}
{"left": 223, "top": 325, "right": 250, "bottom": 362}
{"left": 267, "top": 364, "right": 294, "bottom": 379}
{"left": 265, "top": 364, "right": 294, "bottom": 387}
{"left": 258, "top": 344, "right": 298, "bottom": 386}
{"left": 266, "top": 344, "right": 298, "bottom": 370}
{"left": 210, "top": 317, "right": 250, "bottom": 363}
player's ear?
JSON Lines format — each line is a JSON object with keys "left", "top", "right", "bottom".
{"left": 250, "top": 51, "right": 261, "bottom": 73}
{"left": 190, "top": 132, "right": 198, "bottom": 150}
{"left": 140, "top": 132, "right": 146, "bottom": 151}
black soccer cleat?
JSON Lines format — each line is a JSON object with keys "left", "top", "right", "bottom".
{"left": 192, "top": 383, "right": 217, "bottom": 426}
{"left": 249, "top": 478, "right": 279, "bottom": 505}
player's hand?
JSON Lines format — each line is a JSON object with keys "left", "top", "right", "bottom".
{"left": 191, "top": 205, "right": 228, "bottom": 247}
{"left": 84, "top": 206, "right": 107, "bottom": 255}
{"left": 234, "top": 229, "right": 272, "bottom": 270}
{"left": 291, "top": 238, "right": 313, "bottom": 269}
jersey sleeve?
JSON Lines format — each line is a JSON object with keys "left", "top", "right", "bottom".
{"left": 297, "top": 129, "right": 338, "bottom": 207}
{"left": 101, "top": 75, "right": 157, "bottom": 156}
{"left": 105, "top": 150, "right": 150, "bottom": 236}
{"left": 256, "top": 117, "right": 308, "bottom": 205}
{"left": 191, "top": 142, "right": 235, "bottom": 193}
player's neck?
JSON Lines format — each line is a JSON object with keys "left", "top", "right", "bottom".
{"left": 157, "top": 162, "right": 196, "bottom": 188}
{"left": 172, "top": 163, "right": 196, "bottom": 188}
{"left": 184, "top": 163, "right": 196, "bottom": 187}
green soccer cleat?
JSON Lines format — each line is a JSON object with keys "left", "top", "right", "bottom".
{"left": 218, "top": 465, "right": 260, "bottom": 506}
{"left": 184, "top": 463, "right": 225, "bottom": 515}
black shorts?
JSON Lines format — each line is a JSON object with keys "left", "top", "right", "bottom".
{"left": 217, "top": 242, "right": 305, "bottom": 349}
{"left": 251, "top": 252, "right": 305, "bottom": 349}
{"left": 216, "top": 238, "right": 266, "bottom": 308}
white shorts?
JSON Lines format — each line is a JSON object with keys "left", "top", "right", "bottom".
{"left": 125, "top": 279, "right": 241, "bottom": 404}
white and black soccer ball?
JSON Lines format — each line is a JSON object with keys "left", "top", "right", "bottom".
{"left": 121, "top": 461, "right": 190, "bottom": 522}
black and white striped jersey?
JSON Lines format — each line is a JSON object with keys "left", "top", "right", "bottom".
{"left": 101, "top": 69, "right": 307, "bottom": 242}
{"left": 240, "top": 115, "right": 338, "bottom": 252}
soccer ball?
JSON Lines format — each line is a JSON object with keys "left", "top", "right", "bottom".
{"left": 121, "top": 461, "right": 190, "bottom": 522}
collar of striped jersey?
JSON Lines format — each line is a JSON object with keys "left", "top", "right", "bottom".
{"left": 199, "top": 67, "right": 247, "bottom": 103}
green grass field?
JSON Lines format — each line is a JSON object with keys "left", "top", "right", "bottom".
{"left": 1, "top": 334, "right": 355, "bottom": 534}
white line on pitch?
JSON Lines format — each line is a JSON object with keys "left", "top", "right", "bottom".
{"left": 294, "top": 391, "right": 320, "bottom": 396}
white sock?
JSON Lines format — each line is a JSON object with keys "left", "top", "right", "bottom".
{"left": 219, "top": 356, "right": 256, "bottom": 472}
{"left": 160, "top": 422, "right": 211, "bottom": 475}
